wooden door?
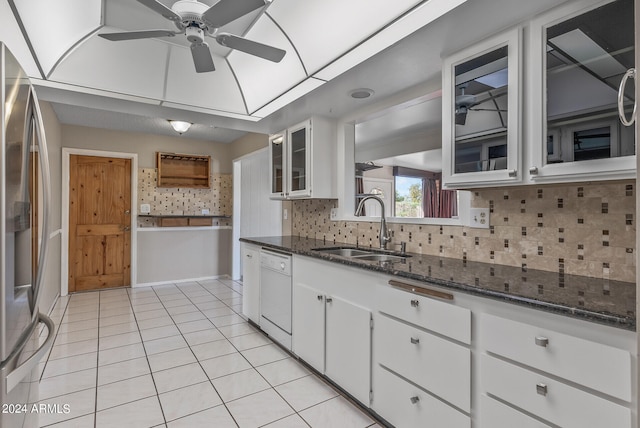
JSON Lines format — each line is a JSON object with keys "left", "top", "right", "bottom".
{"left": 69, "top": 155, "right": 131, "bottom": 291}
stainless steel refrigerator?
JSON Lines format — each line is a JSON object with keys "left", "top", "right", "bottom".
{"left": 0, "top": 43, "right": 55, "bottom": 428}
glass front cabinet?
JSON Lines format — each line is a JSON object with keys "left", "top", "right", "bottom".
{"left": 528, "top": 0, "right": 635, "bottom": 182}
{"left": 442, "top": 28, "right": 523, "bottom": 188}
{"left": 269, "top": 117, "right": 337, "bottom": 200}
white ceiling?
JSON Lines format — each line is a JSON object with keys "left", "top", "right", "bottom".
{"left": 1, "top": 0, "right": 571, "bottom": 143}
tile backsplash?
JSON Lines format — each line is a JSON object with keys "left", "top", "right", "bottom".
{"left": 292, "top": 180, "right": 636, "bottom": 283}
{"left": 137, "top": 168, "right": 232, "bottom": 227}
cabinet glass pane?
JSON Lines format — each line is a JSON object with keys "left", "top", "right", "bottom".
{"left": 454, "top": 46, "right": 509, "bottom": 174}
{"left": 545, "top": 0, "right": 634, "bottom": 165}
{"left": 271, "top": 136, "right": 284, "bottom": 194}
{"left": 290, "top": 128, "right": 307, "bottom": 192}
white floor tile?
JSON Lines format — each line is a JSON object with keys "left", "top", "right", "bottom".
{"left": 98, "top": 331, "right": 141, "bottom": 351}
{"left": 275, "top": 375, "right": 339, "bottom": 412}
{"left": 99, "top": 306, "right": 134, "bottom": 318}
{"left": 153, "top": 362, "right": 208, "bottom": 393}
{"left": 160, "top": 298, "right": 192, "bottom": 308}
{"left": 144, "top": 335, "right": 188, "bottom": 355}
{"left": 200, "top": 353, "right": 252, "bottom": 379}
{"left": 139, "top": 324, "right": 181, "bottom": 342}
{"left": 158, "top": 381, "right": 222, "bottom": 422}
{"left": 226, "top": 389, "right": 295, "bottom": 428}
{"left": 56, "top": 319, "right": 98, "bottom": 335}
{"left": 299, "top": 396, "right": 373, "bottom": 428}
{"left": 98, "top": 321, "right": 138, "bottom": 338}
{"left": 97, "top": 374, "right": 157, "bottom": 411}
{"left": 137, "top": 316, "right": 175, "bottom": 331}
{"left": 39, "top": 368, "right": 97, "bottom": 400}
{"left": 183, "top": 328, "right": 225, "bottom": 346}
{"left": 170, "top": 311, "right": 206, "bottom": 324}
{"left": 210, "top": 314, "right": 245, "bottom": 328}
{"left": 42, "top": 352, "right": 98, "bottom": 379}
{"left": 241, "top": 344, "right": 289, "bottom": 367}
{"left": 217, "top": 323, "right": 259, "bottom": 338}
{"left": 190, "top": 339, "right": 237, "bottom": 361}
{"left": 98, "top": 343, "right": 146, "bottom": 366}
{"left": 256, "top": 358, "right": 310, "bottom": 387}
{"left": 135, "top": 308, "right": 170, "bottom": 321}
{"left": 52, "top": 328, "right": 99, "bottom": 346}
{"left": 147, "top": 348, "right": 197, "bottom": 373}
{"left": 98, "top": 357, "right": 150, "bottom": 386}
{"left": 48, "top": 339, "right": 98, "bottom": 361}
{"left": 99, "top": 313, "right": 136, "bottom": 327}
{"left": 43, "top": 413, "right": 95, "bottom": 428}
{"left": 166, "top": 405, "right": 237, "bottom": 428}
{"left": 166, "top": 304, "right": 198, "bottom": 316}
{"left": 132, "top": 302, "right": 165, "bottom": 313}
{"left": 228, "top": 333, "right": 271, "bottom": 351}
{"left": 176, "top": 319, "right": 214, "bottom": 334}
{"left": 129, "top": 296, "right": 161, "bottom": 306}
{"left": 61, "top": 310, "right": 98, "bottom": 324}
{"left": 211, "top": 369, "right": 270, "bottom": 403}
{"left": 262, "top": 414, "right": 309, "bottom": 428}
{"left": 38, "top": 388, "right": 96, "bottom": 426}
{"left": 95, "top": 396, "right": 165, "bottom": 428}
{"left": 201, "top": 307, "right": 235, "bottom": 318}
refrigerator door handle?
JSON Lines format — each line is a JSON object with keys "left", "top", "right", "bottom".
{"left": 25, "top": 87, "right": 52, "bottom": 322}
{"left": 5, "top": 313, "right": 54, "bottom": 394}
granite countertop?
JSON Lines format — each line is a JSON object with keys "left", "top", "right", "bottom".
{"left": 240, "top": 236, "right": 636, "bottom": 331}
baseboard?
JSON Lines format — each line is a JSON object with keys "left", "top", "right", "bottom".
{"left": 134, "top": 275, "right": 231, "bottom": 288}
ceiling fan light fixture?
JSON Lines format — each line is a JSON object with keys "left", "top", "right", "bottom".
{"left": 350, "top": 88, "right": 374, "bottom": 99}
{"left": 169, "top": 120, "right": 192, "bottom": 134}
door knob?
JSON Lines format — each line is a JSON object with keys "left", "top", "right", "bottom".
{"left": 124, "top": 210, "right": 131, "bottom": 215}
{"left": 123, "top": 226, "right": 130, "bottom": 231}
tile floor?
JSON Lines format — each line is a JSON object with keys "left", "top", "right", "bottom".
{"left": 37, "top": 279, "right": 382, "bottom": 428}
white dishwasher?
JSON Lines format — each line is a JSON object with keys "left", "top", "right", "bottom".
{"left": 259, "top": 249, "right": 292, "bottom": 350}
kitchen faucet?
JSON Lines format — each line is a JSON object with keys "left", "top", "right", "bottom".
{"left": 355, "top": 194, "right": 391, "bottom": 250}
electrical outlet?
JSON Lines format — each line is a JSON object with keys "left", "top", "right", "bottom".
{"left": 283, "top": 208, "right": 288, "bottom": 220}
{"left": 469, "top": 208, "right": 490, "bottom": 229}
{"left": 201, "top": 208, "right": 210, "bottom": 215}
{"left": 140, "top": 204, "right": 150, "bottom": 214}
{"left": 330, "top": 208, "right": 338, "bottom": 220}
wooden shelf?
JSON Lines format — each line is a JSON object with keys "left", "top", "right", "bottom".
{"left": 157, "top": 152, "right": 211, "bottom": 188}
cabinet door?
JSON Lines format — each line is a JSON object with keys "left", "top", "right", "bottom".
{"left": 292, "top": 282, "right": 325, "bottom": 373}
{"left": 442, "top": 27, "right": 522, "bottom": 188}
{"left": 269, "top": 132, "right": 286, "bottom": 199}
{"left": 286, "top": 120, "right": 312, "bottom": 198}
{"left": 325, "top": 295, "right": 371, "bottom": 405}
{"left": 241, "top": 244, "right": 260, "bottom": 324}
{"left": 527, "top": 0, "right": 635, "bottom": 183}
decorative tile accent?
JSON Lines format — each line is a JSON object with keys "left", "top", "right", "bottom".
{"left": 291, "top": 180, "right": 635, "bottom": 282}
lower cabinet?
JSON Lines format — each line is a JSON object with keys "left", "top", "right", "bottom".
{"left": 240, "top": 243, "right": 260, "bottom": 324}
{"left": 292, "top": 282, "right": 325, "bottom": 373}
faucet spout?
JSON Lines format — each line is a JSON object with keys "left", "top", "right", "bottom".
{"left": 355, "top": 194, "right": 391, "bottom": 250}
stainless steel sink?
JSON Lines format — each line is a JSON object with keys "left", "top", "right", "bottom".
{"left": 313, "top": 247, "right": 373, "bottom": 257}
{"left": 351, "top": 254, "right": 407, "bottom": 262}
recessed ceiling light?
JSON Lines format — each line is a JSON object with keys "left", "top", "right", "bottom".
{"left": 349, "top": 88, "right": 374, "bottom": 99}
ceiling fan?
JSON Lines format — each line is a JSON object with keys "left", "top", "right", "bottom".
{"left": 99, "top": 0, "right": 286, "bottom": 73}
{"left": 455, "top": 84, "right": 507, "bottom": 125}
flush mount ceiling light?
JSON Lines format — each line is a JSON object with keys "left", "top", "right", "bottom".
{"left": 349, "top": 88, "right": 374, "bottom": 99}
{"left": 169, "top": 120, "right": 192, "bottom": 134}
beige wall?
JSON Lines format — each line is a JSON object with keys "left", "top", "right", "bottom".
{"left": 230, "top": 132, "right": 268, "bottom": 160}
{"left": 61, "top": 124, "right": 234, "bottom": 173}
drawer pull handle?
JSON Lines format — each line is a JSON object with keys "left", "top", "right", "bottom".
{"left": 410, "top": 337, "right": 420, "bottom": 345}
{"left": 410, "top": 299, "right": 420, "bottom": 308}
{"left": 536, "top": 383, "right": 548, "bottom": 396}
{"left": 389, "top": 280, "right": 453, "bottom": 300}
{"left": 410, "top": 396, "right": 420, "bottom": 404}
{"left": 535, "top": 336, "right": 549, "bottom": 347}
{"left": 326, "top": 297, "right": 333, "bottom": 303}
{"left": 317, "top": 295, "right": 323, "bottom": 301}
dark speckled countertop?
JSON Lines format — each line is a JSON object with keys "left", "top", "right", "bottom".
{"left": 241, "top": 236, "right": 636, "bottom": 331}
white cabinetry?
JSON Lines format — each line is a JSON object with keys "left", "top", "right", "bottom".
{"left": 291, "top": 256, "right": 374, "bottom": 406}
{"left": 269, "top": 117, "right": 337, "bottom": 199}
{"left": 479, "top": 314, "right": 632, "bottom": 428}
{"left": 373, "top": 282, "right": 471, "bottom": 427}
{"left": 240, "top": 243, "right": 261, "bottom": 324}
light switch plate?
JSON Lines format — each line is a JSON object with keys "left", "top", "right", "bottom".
{"left": 140, "top": 204, "right": 151, "bottom": 214}
{"left": 283, "top": 208, "right": 288, "bottom": 220}
{"left": 469, "top": 208, "right": 490, "bottom": 229}
{"left": 330, "top": 208, "right": 338, "bottom": 220}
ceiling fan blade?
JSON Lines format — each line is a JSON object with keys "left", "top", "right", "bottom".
{"left": 137, "top": 0, "right": 182, "bottom": 22}
{"left": 99, "top": 30, "right": 179, "bottom": 41}
{"left": 216, "top": 33, "right": 285, "bottom": 62}
{"left": 202, "top": 0, "right": 266, "bottom": 28}
{"left": 191, "top": 43, "right": 215, "bottom": 73}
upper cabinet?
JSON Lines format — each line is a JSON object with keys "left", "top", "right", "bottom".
{"left": 527, "top": 0, "right": 635, "bottom": 182}
{"left": 442, "top": 28, "right": 523, "bottom": 188}
{"left": 269, "top": 117, "right": 337, "bottom": 199}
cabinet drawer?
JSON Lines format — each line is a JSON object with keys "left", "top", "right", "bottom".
{"left": 482, "top": 314, "right": 631, "bottom": 401}
{"left": 481, "top": 355, "right": 631, "bottom": 428}
{"left": 188, "top": 217, "right": 212, "bottom": 226}
{"left": 374, "top": 365, "right": 470, "bottom": 428}
{"left": 158, "top": 217, "right": 189, "bottom": 227}
{"left": 376, "top": 314, "right": 470, "bottom": 412}
{"left": 480, "top": 394, "right": 551, "bottom": 428}
{"left": 377, "top": 284, "right": 470, "bottom": 344}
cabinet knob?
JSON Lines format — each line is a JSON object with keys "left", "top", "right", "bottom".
{"left": 536, "top": 383, "right": 548, "bottom": 396}
{"left": 535, "top": 336, "right": 549, "bottom": 347}
{"left": 317, "top": 295, "right": 323, "bottom": 301}
{"left": 508, "top": 169, "right": 517, "bottom": 178}
{"left": 410, "top": 396, "right": 420, "bottom": 404}
{"left": 529, "top": 166, "right": 539, "bottom": 175}
{"left": 410, "top": 337, "right": 420, "bottom": 345}
{"left": 326, "top": 297, "right": 333, "bottom": 303}
{"left": 246, "top": 254, "right": 253, "bottom": 258}
{"left": 410, "top": 299, "right": 420, "bottom": 308}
